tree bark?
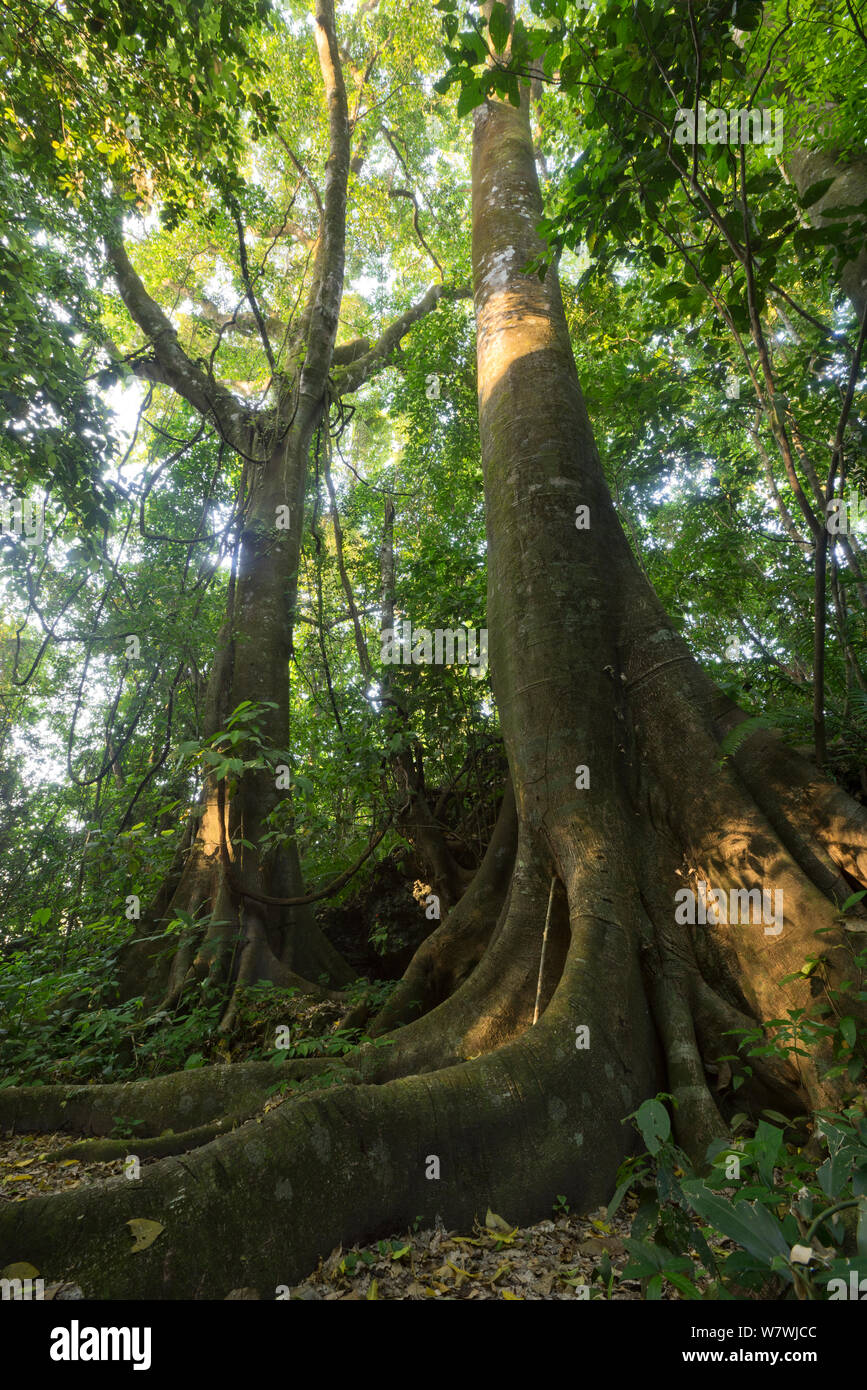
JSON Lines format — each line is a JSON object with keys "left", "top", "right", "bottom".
{"left": 784, "top": 147, "right": 867, "bottom": 325}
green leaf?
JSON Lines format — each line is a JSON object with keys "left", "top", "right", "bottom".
{"left": 456, "top": 80, "right": 483, "bottom": 119}
{"left": 799, "top": 177, "right": 835, "bottom": 208}
{"left": 732, "top": 1, "right": 763, "bottom": 30}
{"left": 660, "top": 281, "right": 691, "bottom": 299}
{"left": 817, "top": 1154, "right": 848, "bottom": 1200}
{"left": 840, "top": 1017, "right": 857, "bottom": 1049}
{"left": 664, "top": 1269, "right": 702, "bottom": 1299}
{"left": 718, "top": 715, "right": 776, "bottom": 761}
{"left": 488, "top": 1, "right": 511, "bottom": 52}
{"left": 622, "top": 1246, "right": 660, "bottom": 1279}
{"left": 461, "top": 31, "right": 489, "bottom": 64}
{"left": 608, "top": 1166, "right": 642, "bottom": 1219}
{"left": 635, "top": 1098, "right": 670, "bottom": 1156}
{"left": 681, "top": 1181, "right": 792, "bottom": 1272}
{"left": 840, "top": 891, "right": 867, "bottom": 913}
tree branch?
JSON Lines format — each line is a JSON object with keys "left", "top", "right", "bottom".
{"left": 163, "top": 280, "right": 287, "bottom": 341}
{"left": 278, "top": 136, "right": 324, "bottom": 217}
{"left": 105, "top": 220, "right": 262, "bottom": 459}
{"left": 332, "top": 283, "right": 471, "bottom": 395}
{"left": 382, "top": 123, "right": 444, "bottom": 280}
{"left": 230, "top": 203, "right": 276, "bottom": 376}
{"left": 297, "top": 0, "right": 351, "bottom": 424}
{"left": 331, "top": 335, "right": 373, "bottom": 365}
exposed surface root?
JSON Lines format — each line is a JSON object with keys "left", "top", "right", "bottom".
{"left": 43, "top": 1115, "right": 253, "bottom": 1164}
{"left": 0, "top": 941, "right": 659, "bottom": 1298}
{"left": 0, "top": 1058, "right": 344, "bottom": 1139}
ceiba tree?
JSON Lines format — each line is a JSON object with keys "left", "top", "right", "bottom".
{"left": 2, "top": 0, "right": 867, "bottom": 1296}
{"left": 104, "top": 0, "right": 472, "bottom": 1017}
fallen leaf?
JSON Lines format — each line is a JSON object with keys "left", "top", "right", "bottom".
{"left": 127, "top": 1218, "right": 164, "bottom": 1253}
{"left": 578, "top": 1238, "right": 606, "bottom": 1256}
{"left": 0, "top": 1262, "right": 39, "bottom": 1279}
{"left": 485, "top": 1209, "right": 513, "bottom": 1233}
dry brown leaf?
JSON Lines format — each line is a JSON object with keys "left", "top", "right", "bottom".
{"left": 127, "top": 1218, "right": 165, "bottom": 1253}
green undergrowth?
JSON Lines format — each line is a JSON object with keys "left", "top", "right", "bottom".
{"left": 0, "top": 914, "right": 398, "bottom": 1088}
{"left": 592, "top": 937, "right": 867, "bottom": 1301}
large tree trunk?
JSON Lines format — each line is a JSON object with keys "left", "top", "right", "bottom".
{"left": 784, "top": 146, "right": 867, "bottom": 326}
{"left": 116, "top": 427, "right": 356, "bottom": 1018}
{"left": 112, "top": 0, "right": 358, "bottom": 1017}
{"left": 2, "top": 67, "right": 866, "bottom": 1300}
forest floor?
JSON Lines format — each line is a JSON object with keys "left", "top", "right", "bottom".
{"left": 0, "top": 1127, "right": 703, "bottom": 1299}
{"left": 0, "top": 1128, "right": 130, "bottom": 1201}
{"left": 277, "top": 1206, "right": 648, "bottom": 1300}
